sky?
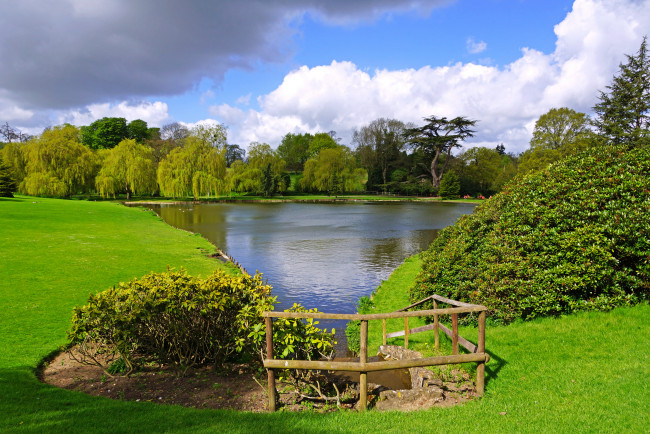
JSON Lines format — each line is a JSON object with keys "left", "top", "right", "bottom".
{"left": 1, "top": 0, "right": 649, "bottom": 153}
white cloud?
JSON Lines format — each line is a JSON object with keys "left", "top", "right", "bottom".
{"left": 466, "top": 37, "right": 487, "bottom": 54}
{"left": 211, "top": 0, "right": 650, "bottom": 153}
{"left": 57, "top": 101, "right": 170, "bottom": 127}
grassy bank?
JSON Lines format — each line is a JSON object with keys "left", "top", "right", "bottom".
{"left": 1, "top": 196, "right": 647, "bottom": 432}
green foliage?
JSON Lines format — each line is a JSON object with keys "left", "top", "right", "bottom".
{"left": 126, "top": 119, "right": 150, "bottom": 143}
{"left": 95, "top": 138, "right": 157, "bottom": 199}
{"left": 157, "top": 138, "right": 228, "bottom": 198}
{"left": 277, "top": 132, "right": 312, "bottom": 171}
{"left": 404, "top": 115, "right": 477, "bottom": 188}
{"left": 593, "top": 37, "right": 650, "bottom": 146}
{"left": 519, "top": 107, "right": 593, "bottom": 176}
{"left": 68, "top": 269, "right": 276, "bottom": 373}
{"left": 345, "top": 296, "right": 375, "bottom": 354}
{"left": 227, "top": 142, "right": 288, "bottom": 196}
{"left": 19, "top": 124, "right": 97, "bottom": 197}
{"left": 411, "top": 144, "right": 650, "bottom": 323}
{"left": 81, "top": 117, "right": 129, "bottom": 150}
{"left": 0, "top": 155, "right": 17, "bottom": 197}
{"left": 301, "top": 146, "right": 367, "bottom": 194}
{"left": 438, "top": 171, "right": 460, "bottom": 199}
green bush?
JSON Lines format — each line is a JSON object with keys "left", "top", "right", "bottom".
{"left": 68, "top": 269, "right": 275, "bottom": 373}
{"left": 438, "top": 172, "right": 460, "bottom": 199}
{"left": 410, "top": 144, "right": 650, "bottom": 323}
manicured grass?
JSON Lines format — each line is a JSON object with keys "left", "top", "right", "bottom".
{"left": 1, "top": 196, "right": 648, "bottom": 432}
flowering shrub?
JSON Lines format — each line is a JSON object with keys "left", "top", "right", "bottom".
{"left": 410, "top": 144, "right": 650, "bottom": 323}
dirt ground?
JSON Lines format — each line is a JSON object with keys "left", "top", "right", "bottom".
{"left": 40, "top": 350, "right": 269, "bottom": 412}
{"left": 40, "top": 349, "right": 477, "bottom": 412}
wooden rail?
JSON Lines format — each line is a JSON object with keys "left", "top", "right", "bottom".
{"left": 262, "top": 295, "right": 488, "bottom": 412}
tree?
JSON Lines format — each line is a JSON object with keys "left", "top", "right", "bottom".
{"left": 225, "top": 144, "right": 245, "bottom": 167}
{"left": 0, "top": 155, "right": 17, "bottom": 197}
{"left": 0, "top": 141, "right": 27, "bottom": 185}
{"left": 404, "top": 116, "right": 477, "bottom": 188}
{"left": 530, "top": 108, "right": 591, "bottom": 151}
{"left": 519, "top": 107, "right": 592, "bottom": 176}
{"left": 157, "top": 137, "right": 228, "bottom": 199}
{"left": 20, "top": 124, "right": 97, "bottom": 197}
{"left": 227, "top": 142, "right": 288, "bottom": 196}
{"left": 353, "top": 118, "right": 407, "bottom": 188}
{"left": 160, "top": 122, "right": 189, "bottom": 143}
{"left": 95, "top": 139, "right": 157, "bottom": 199}
{"left": 81, "top": 117, "right": 128, "bottom": 149}
{"left": 190, "top": 122, "right": 228, "bottom": 149}
{"left": 127, "top": 119, "right": 150, "bottom": 143}
{"left": 456, "top": 147, "right": 504, "bottom": 195}
{"left": 593, "top": 37, "right": 650, "bottom": 146}
{"left": 301, "top": 146, "right": 367, "bottom": 194}
{"left": 438, "top": 172, "right": 460, "bottom": 199}
{"left": 276, "top": 133, "right": 312, "bottom": 172}
{"left": 496, "top": 144, "right": 506, "bottom": 155}
{"left": 307, "top": 133, "right": 338, "bottom": 159}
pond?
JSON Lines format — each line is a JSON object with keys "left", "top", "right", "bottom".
{"left": 142, "top": 201, "right": 475, "bottom": 346}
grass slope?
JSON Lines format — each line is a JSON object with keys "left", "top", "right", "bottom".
{"left": 1, "top": 197, "right": 648, "bottom": 432}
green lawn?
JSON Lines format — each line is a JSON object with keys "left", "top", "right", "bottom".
{"left": 0, "top": 196, "right": 648, "bottom": 432}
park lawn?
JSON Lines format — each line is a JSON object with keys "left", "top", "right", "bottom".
{"left": 0, "top": 196, "right": 648, "bottom": 432}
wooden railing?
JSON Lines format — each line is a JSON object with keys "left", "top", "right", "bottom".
{"left": 262, "top": 295, "right": 488, "bottom": 411}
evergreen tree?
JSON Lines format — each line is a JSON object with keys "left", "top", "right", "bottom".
{"left": 593, "top": 37, "right": 650, "bottom": 146}
{"left": 438, "top": 172, "right": 460, "bottom": 199}
{"left": 0, "top": 156, "right": 17, "bottom": 197}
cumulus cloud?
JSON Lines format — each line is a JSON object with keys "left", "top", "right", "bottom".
{"left": 466, "top": 38, "right": 487, "bottom": 54}
{"left": 56, "top": 101, "right": 170, "bottom": 127}
{"left": 0, "top": 0, "right": 446, "bottom": 111}
{"left": 212, "top": 0, "right": 650, "bottom": 153}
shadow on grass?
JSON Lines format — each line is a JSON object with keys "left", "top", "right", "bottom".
{"left": 0, "top": 196, "right": 26, "bottom": 202}
{"left": 484, "top": 349, "right": 507, "bottom": 389}
{"left": 0, "top": 367, "right": 329, "bottom": 433}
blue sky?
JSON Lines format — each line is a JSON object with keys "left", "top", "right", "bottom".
{"left": 1, "top": 0, "right": 648, "bottom": 152}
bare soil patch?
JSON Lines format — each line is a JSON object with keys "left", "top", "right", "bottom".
{"left": 40, "top": 348, "right": 478, "bottom": 412}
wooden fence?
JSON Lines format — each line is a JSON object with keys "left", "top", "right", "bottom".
{"left": 262, "top": 294, "right": 488, "bottom": 411}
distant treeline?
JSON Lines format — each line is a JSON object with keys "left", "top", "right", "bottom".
{"left": 1, "top": 37, "right": 647, "bottom": 200}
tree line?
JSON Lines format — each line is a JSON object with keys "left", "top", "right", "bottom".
{"left": 1, "top": 38, "right": 647, "bottom": 199}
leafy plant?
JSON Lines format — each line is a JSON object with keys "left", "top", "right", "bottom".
{"left": 411, "top": 143, "right": 650, "bottom": 323}
{"left": 68, "top": 268, "right": 275, "bottom": 375}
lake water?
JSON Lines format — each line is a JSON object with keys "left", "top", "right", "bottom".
{"left": 144, "top": 202, "right": 475, "bottom": 328}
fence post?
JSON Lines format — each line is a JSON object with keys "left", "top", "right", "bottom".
{"left": 452, "top": 313, "right": 459, "bottom": 355}
{"left": 382, "top": 318, "right": 387, "bottom": 346}
{"left": 433, "top": 301, "right": 439, "bottom": 350}
{"left": 477, "top": 311, "right": 486, "bottom": 396}
{"left": 265, "top": 317, "right": 276, "bottom": 412}
{"left": 359, "top": 320, "right": 368, "bottom": 411}
{"left": 404, "top": 317, "right": 409, "bottom": 349}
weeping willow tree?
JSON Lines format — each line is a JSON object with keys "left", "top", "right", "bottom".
{"left": 157, "top": 137, "right": 228, "bottom": 199}
{"left": 226, "top": 142, "right": 288, "bottom": 196}
{"left": 301, "top": 146, "right": 367, "bottom": 194}
{"left": 20, "top": 124, "right": 97, "bottom": 197}
{"left": 95, "top": 139, "right": 158, "bottom": 199}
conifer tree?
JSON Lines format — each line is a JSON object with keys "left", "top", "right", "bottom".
{"left": 0, "top": 156, "right": 17, "bottom": 198}
{"left": 593, "top": 37, "right": 650, "bottom": 146}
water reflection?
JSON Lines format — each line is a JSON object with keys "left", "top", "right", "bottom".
{"left": 148, "top": 202, "right": 474, "bottom": 323}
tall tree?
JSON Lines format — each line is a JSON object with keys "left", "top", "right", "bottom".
{"left": 20, "top": 124, "right": 97, "bottom": 197}
{"left": 301, "top": 146, "right": 367, "bottom": 195}
{"left": 276, "top": 133, "right": 312, "bottom": 171}
{"left": 225, "top": 144, "right": 246, "bottom": 167}
{"left": 190, "top": 123, "right": 228, "bottom": 149}
{"left": 95, "top": 139, "right": 157, "bottom": 199}
{"left": 81, "top": 117, "right": 128, "bottom": 149}
{"left": 157, "top": 137, "right": 227, "bottom": 199}
{"left": 404, "top": 116, "right": 477, "bottom": 188}
{"left": 593, "top": 37, "right": 650, "bottom": 146}
{"left": 519, "top": 107, "right": 592, "bottom": 176}
{"left": 307, "top": 133, "right": 338, "bottom": 159}
{"left": 353, "top": 118, "right": 407, "bottom": 187}
{"left": 0, "top": 155, "right": 17, "bottom": 197}
{"left": 127, "top": 119, "right": 150, "bottom": 143}
{"left": 160, "top": 122, "right": 189, "bottom": 143}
